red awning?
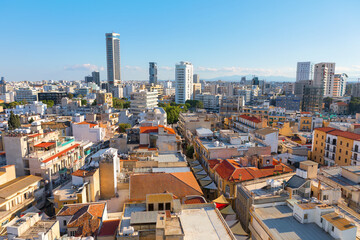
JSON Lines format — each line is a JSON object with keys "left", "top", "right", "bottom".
{"left": 34, "top": 142, "right": 55, "bottom": 148}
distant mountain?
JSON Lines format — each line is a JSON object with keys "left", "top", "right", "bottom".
{"left": 204, "top": 75, "right": 295, "bottom": 82}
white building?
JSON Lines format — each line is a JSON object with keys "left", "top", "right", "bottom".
{"left": 175, "top": 61, "right": 193, "bottom": 104}
{"left": 5, "top": 101, "right": 47, "bottom": 115}
{"left": 195, "top": 93, "right": 222, "bottom": 112}
{"left": 130, "top": 90, "right": 158, "bottom": 115}
{"left": 333, "top": 73, "right": 347, "bottom": 97}
{"left": 138, "top": 107, "right": 167, "bottom": 126}
{"left": 296, "top": 62, "right": 314, "bottom": 82}
{"left": 106, "top": 33, "right": 121, "bottom": 89}
{"left": 314, "top": 62, "right": 336, "bottom": 97}
{"left": 0, "top": 92, "right": 15, "bottom": 103}
{"left": 72, "top": 121, "right": 105, "bottom": 143}
{"left": 253, "top": 127, "right": 279, "bottom": 153}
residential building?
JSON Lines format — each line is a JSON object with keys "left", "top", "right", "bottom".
{"left": 149, "top": 62, "right": 157, "bottom": 85}
{"left": 220, "top": 96, "right": 244, "bottom": 116}
{"left": 314, "top": 62, "right": 336, "bottom": 97}
{"left": 299, "top": 112, "right": 313, "bottom": 132}
{"left": 175, "top": 61, "right": 193, "bottom": 104}
{"left": 6, "top": 213, "right": 60, "bottom": 240}
{"left": 351, "top": 82, "right": 360, "bottom": 97}
{"left": 193, "top": 82, "right": 202, "bottom": 100}
{"left": 231, "top": 114, "right": 267, "bottom": 133}
{"left": 195, "top": 93, "right": 222, "bottom": 112}
{"left": 119, "top": 194, "right": 235, "bottom": 239}
{"left": 330, "top": 102, "right": 349, "bottom": 115}
{"left": 0, "top": 165, "right": 43, "bottom": 227}
{"left": 311, "top": 127, "right": 360, "bottom": 166}
{"left": 130, "top": 90, "right": 158, "bottom": 115}
{"left": 296, "top": 61, "right": 314, "bottom": 82}
{"left": 0, "top": 92, "right": 15, "bottom": 103}
{"left": 56, "top": 202, "right": 107, "bottom": 237}
{"left": 96, "top": 92, "right": 113, "bottom": 107}
{"left": 193, "top": 73, "right": 200, "bottom": 83}
{"left": 249, "top": 202, "right": 356, "bottom": 240}
{"left": 72, "top": 121, "right": 105, "bottom": 143}
{"left": 5, "top": 101, "right": 47, "bottom": 115}
{"left": 138, "top": 107, "right": 167, "bottom": 126}
{"left": 106, "top": 33, "right": 121, "bottom": 89}
{"left": 254, "top": 127, "right": 279, "bottom": 153}
{"left": 38, "top": 92, "right": 67, "bottom": 105}
{"left": 139, "top": 125, "right": 180, "bottom": 153}
{"left": 333, "top": 73, "right": 347, "bottom": 97}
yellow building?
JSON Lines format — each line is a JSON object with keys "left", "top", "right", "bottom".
{"left": 96, "top": 92, "right": 113, "bottom": 107}
{"left": 311, "top": 127, "right": 360, "bottom": 166}
{"left": 299, "top": 112, "right": 312, "bottom": 132}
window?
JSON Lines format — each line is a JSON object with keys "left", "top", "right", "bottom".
{"left": 321, "top": 218, "right": 323, "bottom": 223}
{"left": 346, "top": 151, "right": 348, "bottom": 155}
{"left": 158, "top": 203, "right": 164, "bottom": 210}
{"left": 70, "top": 231, "right": 76, "bottom": 236}
{"left": 332, "top": 226, "right": 335, "bottom": 232}
{"left": 347, "top": 143, "right": 349, "bottom": 147}
{"left": 304, "top": 214, "right": 308, "bottom": 220}
{"left": 340, "top": 149, "right": 342, "bottom": 153}
{"left": 148, "top": 203, "right": 154, "bottom": 211}
{"left": 345, "top": 159, "right": 348, "bottom": 163}
{"left": 63, "top": 220, "right": 67, "bottom": 226}
{"left": 323, "top": 195, "right": 328, "bottom": 200}
{"left": 165, "top": 202, "right": 171, "bottom": 210}
{"left": 339, "top": 156, "right": 341, "bottom": 161}
{"left": 340, "top": 141, "right": 343, "bottom": 145}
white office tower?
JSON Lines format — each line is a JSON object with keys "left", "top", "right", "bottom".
{"left": 130, "top": 90, "right": 158, "bottom": 115}
{"left": 314, "top": 62, "right": 336, "bottom": 97}
{"left": 149, "top": 62, "right": 158, "bottom": 85}
{"left": 296, "top": 62, "right": 314, "bottom": 82}
{"left": 106, "top": 33, "right": 121, "bottom": 90}
{"left": 175, "top": 61, "right": 193, "bottom": 104}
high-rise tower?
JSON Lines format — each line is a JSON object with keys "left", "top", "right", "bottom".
{"left": 175, "top": 61, "right": 193, "bottom": 104}
{"left": 149, "top": 62, "right": 158, "bottom": 85}
{"left": 106, "top": 33, "right": 121, "bottom": 90}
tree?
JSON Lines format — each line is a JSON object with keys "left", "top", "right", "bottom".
{"left": 68, "top": 93, "right": 74, "bottom": 99}
{"left": 8, "top": 111, "right": 21, "bottom": 130}
{"left": 349, "top": 97, "right": 360, "bottom": 114}
{"left": 118, "top": 123, "right": 131, "bottom": 133}
{"left": 185, "top": 100, "right": 204, "bottom": 109}
{"left": 91, "top": 100, "right": 97, "bottom": 106}
{"left": 186, "top": 145, "right": 194, "bottom": 159}
{"left": 81, "top": 99, "right": 87, "bottom": 106}
{"left": 41, "top": 100, "right": 54, "bottom": 108}
{"left": 28, "top": 117, "right": 34, "bottom": 124}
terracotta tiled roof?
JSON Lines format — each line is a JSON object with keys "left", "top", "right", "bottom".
{"left": 208, "top": 159, "right": 222, "bottom": 169}
{"left": 57, "top": 202, "right": 106, "bottom": 237}
{"left": 34, "top": 142, "right": 55, "bottom": 148}
{"left": 328, "top": 130, "right": 360, "bottom": 140}
{"left": 98, "top": 219, "right": 120, "bottom": 237}
{"left": 184, "top": 197, "right": 206, "bottom": 204}
{"left": 238, "top": 114, "right": 261, "bottom": 123}
{"left": 129, "top": 172, "right": 203, "bottom": 201}
{"left": 72, "top": 169, "right": 97, "bottom": 177}
{"left": 314, "top": 127, "right": 337, "bottom": 133}
{"left": 139, "top": 125, "right": 175, "bottom": 134}
{"left": 336, "top": 102, "right": 348, "bottom": 106}
{"left": 215, "top": 159, "right": 293, "bottom": 183}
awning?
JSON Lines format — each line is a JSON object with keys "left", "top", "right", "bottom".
{"left": 192, "top": 164, "right": 203, "bottom": 170}
{"left": 204, "top": 182, "right": 217, "bottom": 190}
{"left": 192, "top": 167, "right": 203, "bottom": 173}
{"left": 213, "top": 194, "right": 229, "bottom": 204}
{"left": 220, "top": 205, "right": 236, "bottom": 215}
{"left": 195, "top": 174, "right": 208, "bottom": 180}
{"left": 58, "top": 168, "right": 67, "bottom": 174}
{"left": 34, "top": 142, "right": 55, "bottom": 148}
{"left": 189, "top": 161, "right": 200, "bottom": 167}
{"left": 195, "top": 170, "right": 207, "bottom": 175}
{"left": 200, "top": 175, "right": 212, "bottom": 181}
{"left": 199, "top": 179, "right": 213, "bottom": 187}
{"left": 230, "top": 221, "right": 248, "bottom": 236}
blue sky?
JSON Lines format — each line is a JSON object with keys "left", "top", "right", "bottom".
{"left": 1, "top": 0, "right": 360, "bottom": 81}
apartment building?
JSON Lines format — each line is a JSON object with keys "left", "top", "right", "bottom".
{"left": 96, "top": 92, "right": 113, "bottom": 107}
{"left": 195, "top": 93, "right": 222, "bottom": 112}
{"left": 231, "top": 114, "right": 267, "bottom": 133}
{"left": 72, "top": 121, "right": 106, "bottom": 143}
{"left": 130, "top": 90, "right": 158, "bottom": 115}
{"left": 311, "top": 127, "right": 360, "bottom": 166}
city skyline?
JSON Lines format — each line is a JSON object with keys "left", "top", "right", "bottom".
{"left": 1, "top": 0, "right": 360, "bottom": 82}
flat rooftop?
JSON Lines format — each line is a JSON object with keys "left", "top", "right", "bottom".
{"left": 253, "top": 205, "right": 334, "bottom": 240}
{"left": 321, "top": 167, "right": 360, "bottom": 189}
{"left": 179, "top": 205, "right": 234, "bottom": 240}
{"left": 198, "top": 138, "right": 259, "bottom": 150}
{"left": 154, "top": 152, "right": 186, "bottom": 163}
{"left": 17, "top": 220, "right": 57, "bottom": 240}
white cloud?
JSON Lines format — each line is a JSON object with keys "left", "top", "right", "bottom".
{"left": 64, "top": 64, "right": 104, "bottom": 71}
{"left": 159, "top": 66, "right": 174, "bottom": 71}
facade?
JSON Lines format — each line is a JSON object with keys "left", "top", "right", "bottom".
{"left": 220, "top": 96, "right": 244, "bottom": 116}
{"left": 38, "top": 92, "right": 68, "bottom": 105}
{"left": 193, "top": 73, "right": 200, "bottom": 83}
{"left": 92, "top": 71, "right": 100, "bottom": 87}
{"left": 15, "top": 89, "right": 38, "bottom": 102}
{"left": 72, "top": 121, "right": 105, "bottom": 143}
{"left": 139, "top": 125, "right": 180, "bottom": 153}
{"left": 333, "top": 73, "right": 348, "bottom": 97}
{"left": 314, "top": 62, "right": 336, "bottom": 97}
{"left": 175, "top": 61, "right": 193, "bottom": 104}
{"left": 330, "top": 102, "right": 349, "bottom": 115}
{"left": 301, "top": 84, "right": 323, "bottom": 113}
{"left": 149, "top": 62, "right": 157, "bottom": 85}
{"left": 232, "top": 114, "right": 267, "bottom": 133}
{"left": 275, "top": 95, "right": 301, "bottom": 111}
{"left": 106, "top": 33, "right": 121, "bottom": 89}
{"left": 296, "top": 61, "right": 314, "bottom": 82}
{"left": 311, "top": 127, "right": 360, "bottom": 166}
{"left": 130, "top": 90, "right": 158, "bottom": 115}
{"left": 96, "top": 92, "right": 113, "bottom": 107}
{"left": 195, "top": 93, "right": 222, "bottom": 112}
{"left": 254, "top": 127, "right": 279, "bottom": 153}
{"left": 5, "top": 101, "right": 47, "bottom": 115}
